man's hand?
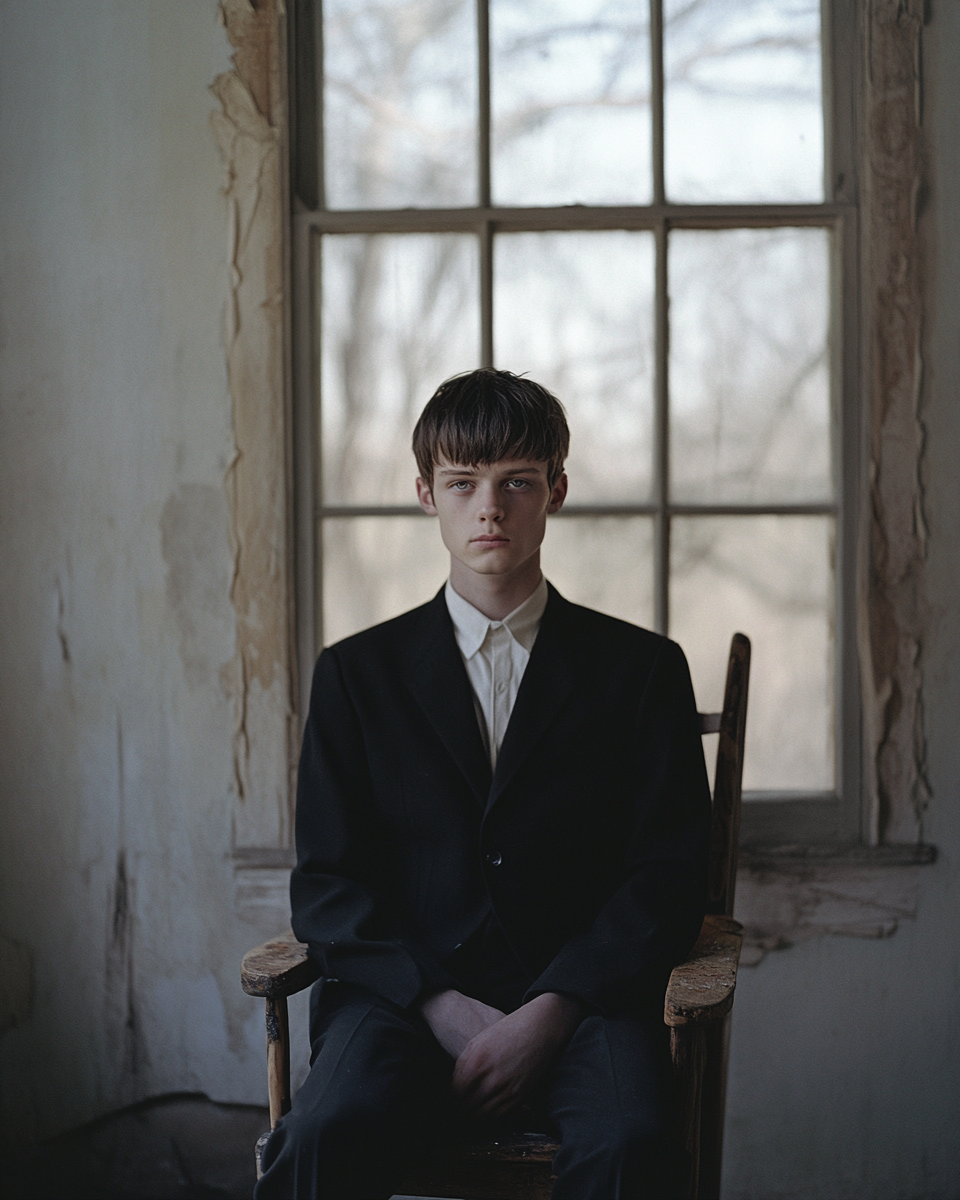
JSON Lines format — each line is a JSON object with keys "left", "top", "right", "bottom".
{"left": 420, "top": 989, "right": 506, "bottom": 1060}
{"left": 452, "top": 992, "right": 584, "bottom": 1119}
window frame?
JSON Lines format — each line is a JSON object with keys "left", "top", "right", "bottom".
{"left": 288, "top": 0, "right": 864, "bottom": 846}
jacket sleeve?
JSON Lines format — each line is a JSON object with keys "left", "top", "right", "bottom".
{"left": 523, "top": 638, "right": 712, "bottom": 1014}
{"left": 290, "top": 647, "right": 457, "bottom": 1009}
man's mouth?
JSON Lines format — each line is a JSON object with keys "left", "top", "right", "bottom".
{"left": 472, "top": 535, "right": 509, "bottom": 544}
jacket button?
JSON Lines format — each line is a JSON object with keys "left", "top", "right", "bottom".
{"left": 485, "top": 851, "right": 503, "bottom": 867}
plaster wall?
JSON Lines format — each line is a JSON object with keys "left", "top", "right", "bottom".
{"left": 0, "top": 3, "right": 956, "bottom": 1198}
{"left": 723, "top": 4, "right": 960, "bottom": 1195}
{"left": 0, "top": 0, "right": 281, "bottom": 1149}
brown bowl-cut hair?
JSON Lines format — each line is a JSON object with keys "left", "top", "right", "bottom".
{"left": 412, "top": 368, "right": 570, "bottom": 487}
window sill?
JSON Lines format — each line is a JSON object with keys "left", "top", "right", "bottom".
{"left": 735, "top": 843, "right": 937, "bottom": 965}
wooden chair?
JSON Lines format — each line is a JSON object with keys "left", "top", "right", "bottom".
{"left": 242, "top": 633, "right": 751, "bottom": 1200}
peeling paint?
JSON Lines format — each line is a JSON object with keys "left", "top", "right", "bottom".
{"left": 736, "top": 860, "right": 925, "bottom": 967}
{"left": 211, "top": 0, "right": 296, "bottom": 850}
{"left": 861, "top": 0, "right": 930, "bottom": 844}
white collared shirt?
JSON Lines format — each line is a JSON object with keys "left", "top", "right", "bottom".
{"left": 444, "top": 576, "right": 549, "bottom": 770}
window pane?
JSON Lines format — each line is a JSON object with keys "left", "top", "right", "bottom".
{"left": 494, "top": 231, "right": 655, "bottom": 503}
{"left": 324, "top": 0, "right": 477, "bottom": 208}
{"left": 664, "top": 0, "right": 823, "bottom": 202}
{"left": 670, "top": 516, "right": 835, "bottom": 791}
{"left": 669, "top": 228, "right": 832, "bottom": 505}
{"left": 543, "top": 516, "right": 654, "bottom": 629}
{"left": 321, "top": 517, "right": 449, "bottom": 646}
{"left": 321, "top": 233, "right": 480, "bottom": 506}
{"left": 492, "top": 0, "right": 652, "bottom": 205}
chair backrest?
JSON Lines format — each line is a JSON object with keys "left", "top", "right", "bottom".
{"left": 698, "top": 633, "right": 751, "bottom": 919}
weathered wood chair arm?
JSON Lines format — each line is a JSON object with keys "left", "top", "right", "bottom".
{"left": 664, "top": 914, "right": 743, "bottom": 1027}
{"left": 241, "top": 931, "right": 319, "bottom": 1000}
{"left": 241, "top": 914, "right": 742, "bottom": 1016}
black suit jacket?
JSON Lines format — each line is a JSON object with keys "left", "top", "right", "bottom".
{"left": 291, "top": 584, "right": 712, "bottom": 1015}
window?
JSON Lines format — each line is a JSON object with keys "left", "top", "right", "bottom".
{"left": 289, "top": 0, "right": 861, "bottom": 842}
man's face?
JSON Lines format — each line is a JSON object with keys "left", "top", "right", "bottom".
{"left": 416, "top": 456, "right": 567, "bottom": 582}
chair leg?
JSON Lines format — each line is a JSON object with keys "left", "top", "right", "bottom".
{"left": 266, "top": 995, "right": 292, "bottom": 1128}
{"left": 696, "top": 1015, "right": 731, "bottom": 1200}
{"left": 256, "top": 996, "right": 292, "bottom": 1181}
{"left": 671, "top": 1024, "right": 706, "bottom": 1200}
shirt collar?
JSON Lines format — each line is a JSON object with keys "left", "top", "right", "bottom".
{"left": 445, "top": 576, "right": 549, "bottom": 660}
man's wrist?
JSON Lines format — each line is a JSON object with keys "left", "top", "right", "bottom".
{"left": 523, "top": 991, "right": 585, "bottom": 1041}
{"left": 530, "top": 990, "right": 585, "bottom": 1019}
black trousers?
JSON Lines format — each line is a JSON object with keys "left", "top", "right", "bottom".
{"left": 254, "top": 982, "right": 682, "bottom": 1200}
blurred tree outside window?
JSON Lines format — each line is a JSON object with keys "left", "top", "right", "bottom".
{"left": 297, "top": 0, "right": 844, "bottom": 802}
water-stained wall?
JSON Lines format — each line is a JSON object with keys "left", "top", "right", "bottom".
{"left": 0, "top": 2, "right": 957, "bottom": 1198}
{"left": 0, "top": 0, "right": 291, "bottom": 1153}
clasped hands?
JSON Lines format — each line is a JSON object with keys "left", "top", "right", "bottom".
{"left": 420, "top": 988, "right": 583, "bottom": 1119}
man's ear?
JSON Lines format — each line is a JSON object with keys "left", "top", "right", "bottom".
{"left": 416, "top": 476, "right": 438, "bottom": 515}
{"left": 547, "top": 471, "right": 568, "bottom": 515}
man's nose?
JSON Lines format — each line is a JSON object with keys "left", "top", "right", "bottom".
{"left": 477, "top": 486, "right": 504, "bottom": 520}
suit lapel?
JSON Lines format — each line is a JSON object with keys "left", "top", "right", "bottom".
{"left": 488, "top": 585, "right": 575, "bottom": 808}
{"left": 406, "top": 591, "right": 492, "bottom": 806}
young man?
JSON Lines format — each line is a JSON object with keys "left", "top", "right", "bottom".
{"left": 256, "top": 369, "right": 712, "bottom": 1199}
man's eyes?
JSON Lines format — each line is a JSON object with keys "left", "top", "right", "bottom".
{"left": 447, "top": 478, "right": 531, "bottom": 491}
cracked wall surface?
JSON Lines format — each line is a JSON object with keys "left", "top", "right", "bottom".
{"left": 211, "top": 0, "right": 297, "bottom": 852}
{"left": 736, "top": 850, "right": 931, "bottom": 967}
{"left": 0, "top": 0, "right": 290, "bottom": 1154}
{"left": 714, "top": 0, "right": 935, "bottom": 969}
{"left": 860, "top": 0, "right": 930, "bottom": 845}
{"left": 723, "top": 6, "right": 960, "bottom": 1195}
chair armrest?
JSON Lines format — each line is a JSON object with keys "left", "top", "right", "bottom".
{"left": 664, "top": 913, "right": 742, "bottom": 1027}
{"left": 241, "top": 930, "right": 321, "bottom": 999}
{"left": 241, "top": 917, "right": 742, "bottom": 1014}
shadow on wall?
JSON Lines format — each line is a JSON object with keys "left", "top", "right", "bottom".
{"left": 11, "top": 1094, "right": 267, "bottom": 1200}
